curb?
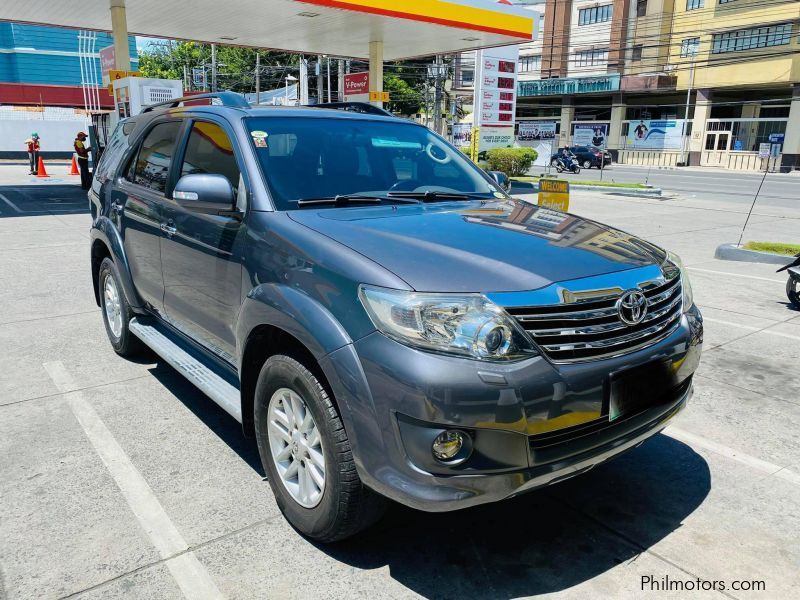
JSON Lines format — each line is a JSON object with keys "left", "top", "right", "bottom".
{"left": 714, "top": 243, "right": 790, "bottom": 265}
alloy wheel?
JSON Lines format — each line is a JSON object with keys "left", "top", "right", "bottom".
{"left": 103, "top": 273, "right": 123, "bottom": 339}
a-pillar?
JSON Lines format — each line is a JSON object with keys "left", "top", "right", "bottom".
{"left": 688, "top": 88, "right": 712, "bottom": 166}
{"left": 559, "top": 98, "right": 574, "bottom": 148}
{"left": 110, "top": 1, "right": 131, "bottom": 71}
{"left": 608, "top": 94, "right": 626, "bottom": 161}
{"left": 369, "top": 40, "right": 384, "bottom": 109}
{"left": 781, "top": 84, "right": 800, "bottom": 171}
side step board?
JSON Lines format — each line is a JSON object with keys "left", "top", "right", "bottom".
{"left": 129, "top": 318, "right": 242, "bottom": 423}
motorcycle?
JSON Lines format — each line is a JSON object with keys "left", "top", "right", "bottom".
{"left": 553, "top": 155, "right": 581, "bottom": 174}
{"left": 776, "top": 252, "right": 800, "bottom": 309}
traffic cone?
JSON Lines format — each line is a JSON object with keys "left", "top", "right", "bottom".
{"left": 69, "top": 155, "right": 80, "bottom": 175}
{"left": 36, "top": 156, "right": 49, "bottom": 178}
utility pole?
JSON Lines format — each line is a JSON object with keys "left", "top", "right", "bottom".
{"left": 255, "top": 52, "right": 261, "bottom": 104}
{"left": 211, "top": 43, "right": 217, "bottom": 92}
{"left": 316, "top": 54, "right": 323, "bottom": 104}
{"left": 299, "top": 55, "right": 309, "bottom": 105}
{"left": 432, "top": 55, "right": 445, "bottom": 135}
{"left": 326, "top": 56, "right": 332, "bottom": 103}
{"left": 680, "top": 44, "right": 698, "bottom": 166}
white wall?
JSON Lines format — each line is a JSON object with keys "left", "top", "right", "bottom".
{"left": 0, "top": 119, "right": 88, "bottom": 154}
{"left": 568, "top": 0, "right": 613, "bottom": 77}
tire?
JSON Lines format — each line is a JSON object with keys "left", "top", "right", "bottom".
{"left": 572, "top": 166, "right": 581, "bottom": 174}
{"left": 787, "top": 276, "right": 800, "bottom": 309}
{"left": 582, "top": 160, "right": 592, "bottom": 169}
{"left": 550, "top": 159, "right": 560, "bottom": 167}
{"left": 254, "top": 355, "right": 387, "bottom": 542}
{"left": 98, "top": 257, "right": 143, "bottom": 357}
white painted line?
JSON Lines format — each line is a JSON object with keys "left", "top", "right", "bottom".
{"left": 664, "top": 425, "right": 799, "bottom": 487}
{"left": 43, "top": 361, "right": 224, "bottom": 600}
{"left": 702, "top": 317, "right": 800, "bottom": 342}
{"left": 0, "top": 192, "right": 23, "bottom": 213}
{"left": 687, "top": 267, "right": 784, "bottom": 284}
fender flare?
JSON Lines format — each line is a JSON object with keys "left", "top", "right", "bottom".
{"left": 90, "top": 217, "right": 143, "bottom": 310}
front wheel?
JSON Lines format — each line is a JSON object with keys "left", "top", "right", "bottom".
{"left": 787, "top": 276, "right": 800, "bottom": 308}
{"left": 582, "top": 160, "right": 592, "bottom": 169}
{"left": 255, "top": 355, "right": 387, "bottom": 542}
{"left": 550, "top": 159, "right": 560, "bottom": 168}
{"left": 572, "top": 166, "right": 581, "bottom": 174}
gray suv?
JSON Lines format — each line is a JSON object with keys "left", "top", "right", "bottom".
{"left": 89, "top": 93, "right": 703, "bottom": 542}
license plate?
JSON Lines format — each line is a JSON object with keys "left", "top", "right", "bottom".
{"left": 608, "top": 360, "right": 677, "bottom": 421}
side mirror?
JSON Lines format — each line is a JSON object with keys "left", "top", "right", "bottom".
{"left": 173, "top": 173, "right": 235, "bottom": 215}
{"left": 488, "top": 170, "right": 511, "bottom": 193}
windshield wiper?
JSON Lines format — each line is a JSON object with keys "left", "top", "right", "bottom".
{"left": 296, "top": 194, "right": 421, "bottom": 207}
{"left": 387, "top": 191, "right": 479, "bottom": 203}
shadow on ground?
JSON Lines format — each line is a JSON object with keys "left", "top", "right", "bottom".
{"left": 145, "top": 363, "right": 710, "bottom": 598}
{"left": 0, "top": 184, "right": 89, "bottom": 217}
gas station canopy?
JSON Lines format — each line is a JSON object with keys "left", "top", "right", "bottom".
{"left": 2, "top": 0, "right": 536, "bottom": 60}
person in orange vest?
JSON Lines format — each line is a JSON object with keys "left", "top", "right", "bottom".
{"left": 25, "top": 132, "right": 40, "bottom": 175}
{"left": 74, "top": 131, "right": 92, "bottom": 190}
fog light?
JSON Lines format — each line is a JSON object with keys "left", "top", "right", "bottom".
{"left": 432, "top": 430, "right": 465, "bottom": 462}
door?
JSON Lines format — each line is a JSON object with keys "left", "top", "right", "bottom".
{"left": 160, "top": 119, "right": 247, "bottom": 363}
{"left": 112, "top": 120, "right": 183, "bottom": 313}
{"left": 702, "top": 132, "right": 732, "bottom": 167}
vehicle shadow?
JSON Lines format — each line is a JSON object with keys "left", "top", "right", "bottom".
{"left": 0, "top": 184, "right": 89, "bottom": 217}
{"left": 320, "top": 434, "right": 710, "bottom": 599}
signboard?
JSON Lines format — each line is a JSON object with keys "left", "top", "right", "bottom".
{"left": 538, "top": 179, "right": 570, "bottom": 212}
{"left": 758, "top": 143, "right": 771, "bottom": 159}
{"left": 453, "top": 123, "right": 472, "bottom": 147}
{"left": 768, "top": 133, "right": 785, "bottom": 144}
{"left": 192, "top": 67, "right": 206, "bottom": 88}
{"left": 369, "top": 90, "right": 390, "bottom": 102}
{"left": 99, "top": 45, "right": 116, "bottom": 85}
{"left": 476, "top": 125, "right": 515, "bottom": 160}
{"left": 518, "top": 121, "right": 557, "bottom": 167}
{"left": 344, "top": 72, "right": 369, "bottom": 102}
{"left": 472, "top": 45, "right": 519, "bottom": 159}
{"left": 573, "top": 123, "right": 608, "bottom": 149}
{"left": 107, "top": 69, "right": 141, "bottom": 94}
{"left": 626, "top": 120, "right": 683, "bottom": 150}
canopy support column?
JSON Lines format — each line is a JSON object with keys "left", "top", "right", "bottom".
{"left": 110, "top": 1, "right": 131, "bottom": 71}
{"left": 369, "top": 40, "right": 383, "bottom": 108}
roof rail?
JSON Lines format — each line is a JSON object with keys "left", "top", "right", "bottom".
{"left": 312, "top": 102, "right": 394, "bottom": 117}
{"left": 141, "top": 91, "right": 250, "bottom": 113}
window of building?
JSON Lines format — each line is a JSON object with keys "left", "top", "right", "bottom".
{"left": 519, "top": 55, "right": 541, "bottom": 73}
{"left": 718, "top": 0, "right": 737, "bottom": 4}
{"left": 574, "top": 48, "right": 609, "bottom": 67}
{"left": 711, "top": 23, "right": 793, "bottom": 54}
{"left": 637, "top": 0, "right": 648, "bottom": 17}
{"left": 632, "top": 45, "right": 644, "bottom": 61}
{"left": 181, "top": 121, "right": 241, "bottom": 199}
{"left": 681, "top": 37, "right": 700, "bottom": 57}
{"left": 686, "top": 0, "right": 704, "bottom": 10}
{"left": 128, "top": 121, "right": 182, "bottom": 194}
{"left": 578, "top": 4, "right": 613, "bottom": 25}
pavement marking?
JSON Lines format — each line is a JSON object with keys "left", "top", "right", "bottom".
{"left": 702, "top": 316, "right": 800, "bottom": 342}
{"left": 0, "top": 192, "right": 23, "bottom": 213}
{"left": 665, "top": 426, "right": 800, "bottom": 488}
{"left": 687, "top": 267, "right": 784, "bottom": 284}
{"left": 43, "top": 361, "right": 225, "bottom": 600}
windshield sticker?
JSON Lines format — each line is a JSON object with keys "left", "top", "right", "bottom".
{"left": 253, "top": 137, "right": 268, "bottom": 148}
{"left": 251, "top": 130, "right": 268, "bottom": 139}
{"left": 493, "top": 191, "right": 506, "bottom": 199}
{"left": 371, "top": 138, "right": 422, "bottom": 150}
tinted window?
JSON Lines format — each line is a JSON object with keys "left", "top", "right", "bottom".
{"left": 180, "top": 121, "right": 240, "bottom": 198}
{"left": 246, "top": 117, "right": 498, "bottom": 210}
{"left": 94, "top": 120, "right": 130, "bottom": 182}
{"left": 130, "top": 121, "right": 182, "bottom": 194}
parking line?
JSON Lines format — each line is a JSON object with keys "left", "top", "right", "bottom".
{"left": 665, "top": 426, "right": 799, "bottom": 487}
{"left": 0, "top": 192, "right": 23, "bottom": 213}
{"left": 43, "top": 361, "right": 224, "bottom": 600}
{"left": 702, "top": 316, "right": 800, "bottom": 342}
{"left": 687, "top": 267, "right": 784, "bottom": 284}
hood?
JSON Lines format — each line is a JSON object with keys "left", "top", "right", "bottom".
{"left": 288, "top": 200, "right": 666, "bottom": 292}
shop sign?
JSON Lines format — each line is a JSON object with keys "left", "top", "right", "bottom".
{"left": 538, "top": 178, "right": 570, "bottom": 212}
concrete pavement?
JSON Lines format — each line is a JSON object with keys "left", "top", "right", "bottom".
{"left": 1, "top": 166, "right": 799, "bottom": 599}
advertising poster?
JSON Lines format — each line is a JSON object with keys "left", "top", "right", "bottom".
{"left": 574, "top": 123, "right": 609, "bottom": 149}
{"left": 626, "top": 120, "right": 684, "bottom": 150}
{"left": 343, "top": 72, "right": 369, "bottom": 102}
{"left": 476, "top": 126, "right": 515, "bottom": 160}
{"left": 453, "top": 123, "right": 472, "bottom": 148}
{"left": 518, "top": 121, "right": 557, "bottom": 167}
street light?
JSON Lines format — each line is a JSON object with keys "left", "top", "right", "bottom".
{"left": 285, "top": 74, "right": 298, "bottom": 106}
{"left": 680, "top": 41, "right": 699, "bottom": 167}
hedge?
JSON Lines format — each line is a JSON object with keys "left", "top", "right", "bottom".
{"left": 484, "top": 147, "right": 538, "bottom": 177}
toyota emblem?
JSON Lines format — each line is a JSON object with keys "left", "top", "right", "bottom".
{"left": 616, "top": 289, "right": 648, "bottom": 326}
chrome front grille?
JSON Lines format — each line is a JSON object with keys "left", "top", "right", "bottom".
{"left": 506, "top": 276, "right": 683, "bottom": 362}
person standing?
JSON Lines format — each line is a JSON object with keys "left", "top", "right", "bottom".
{"left": 74, "top": 131, "right": 92, "bottom": 190}
{"left": 25, "top": 132, "right": 40, "bottom": 175}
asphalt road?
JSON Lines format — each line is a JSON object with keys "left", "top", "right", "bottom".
{"left": 1, "top": 166, "right": 799, "bottom": 599}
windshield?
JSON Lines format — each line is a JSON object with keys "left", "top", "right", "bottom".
{"left": 245, "top": 116, "right": 501, "bottom": 210}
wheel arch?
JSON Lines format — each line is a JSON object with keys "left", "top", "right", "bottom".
{"left": 90, "top": 218, "right": 143, "bottom": 310}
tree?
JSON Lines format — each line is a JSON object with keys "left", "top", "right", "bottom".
{"left": 384, "top": 75, "right": 422, "bottom": 116}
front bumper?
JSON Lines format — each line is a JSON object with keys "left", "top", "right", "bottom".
{"left": 321, "top": 305, "right": 702, "bottom": 512}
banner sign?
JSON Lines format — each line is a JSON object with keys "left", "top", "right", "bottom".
{"left": 574, "top": 123, "right": 608, "bottom": 149}
{"left": 538, "top": 178, "right": 570, "bottom": 212}
{"left": 99, "top": 46, "right": 116, "bottom": 85}
{"left": 518, "top": 121, "right": 556, "bottom": 142}
{"left": 453, "top": 123, "right": 472, "bottom": 147}
{"left": 344, "top": 72, "right": 369, "bottom": 102}
{"left": 626, "top": 120, "right": 683, "bottom": 150}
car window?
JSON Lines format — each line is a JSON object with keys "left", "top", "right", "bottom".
{"left": 128, "top": 121, "right": 182, "bottom": 194}
{"left": 94, "top": 120, "right": 130, "bottom": 183}
{"left": 180, "top": 121, "right": 241, "bottom": 199}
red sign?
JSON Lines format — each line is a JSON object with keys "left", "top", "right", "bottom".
{"left": 344, "top": 72, "right": 369, "bottom": 98}
{"left": 99, "top": 46, "right": 116, "bottom": 80}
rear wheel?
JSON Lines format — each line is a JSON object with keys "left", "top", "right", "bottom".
{"left": 582, "top": 160, "right": 592, "bottom": 169}
{"left": 787, "top": 276, "right": 800, "bottom": 308}
{"left": 255, "top": 354, "right": 387, "bottom": 542}
{"left": 550, "top": 159, "right": 560, "bottom": 168}
{"left": 98, "top": 257, "right": 143, "bottom": 357}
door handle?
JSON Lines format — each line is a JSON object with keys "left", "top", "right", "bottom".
{"left": 160, "top": 222, "right": 177, "bottom": 236}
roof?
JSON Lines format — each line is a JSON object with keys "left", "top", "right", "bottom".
{"left": 1, "top": 0, "right": 536, "bottom": 60}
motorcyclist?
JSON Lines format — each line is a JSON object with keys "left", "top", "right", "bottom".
{"left": 557, "top": 146, "right": 575, "bottom": 170}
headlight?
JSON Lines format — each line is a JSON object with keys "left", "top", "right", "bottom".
{"left": 667, "top": 251, "right": 694, "bottom": 311}
{"left": 359, "top": 286, "right": 539, "bottom": 361}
